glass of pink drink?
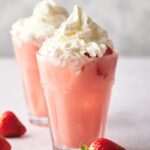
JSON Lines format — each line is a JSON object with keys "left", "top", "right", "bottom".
{"left": 37, "top": 52, "right": 118, "bottom": 149}
{"left": 11, "top": 0, "right": 68, "bottom": 125}
{"left": 12, "top": 40, "right": 48, "bottom": 125}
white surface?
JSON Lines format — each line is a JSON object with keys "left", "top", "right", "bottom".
{"left": 0, "top": 57, "right": 150, "bottom": 150}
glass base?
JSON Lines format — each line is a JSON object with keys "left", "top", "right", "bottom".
{"left": 52, "top": 144, "right": 79, "bottom": 150}
{"left": 29, "top": 115, "right": 48, "bottom": 126}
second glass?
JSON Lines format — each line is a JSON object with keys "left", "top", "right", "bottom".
{"left": 12, "top": 40, "right": 48, "bottom": 125}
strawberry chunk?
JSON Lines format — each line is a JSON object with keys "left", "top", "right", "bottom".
{"left": 104, "top": 47, "right": 113, "bottom": 56}
{"left": 0, "top": 111, "right": 26, "bottom": 137}
{"left": 84, "top": 52, "right": 91, "bottom": 58}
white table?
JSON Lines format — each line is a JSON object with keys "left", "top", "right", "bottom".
{"left": 0, "top": 57, "right": 150, "bottom": 150}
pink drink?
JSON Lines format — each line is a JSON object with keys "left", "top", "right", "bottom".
{"left": 13, "top": 40, "right": 47, "bottom": 125}
{"left": 37, "top": 53, "right": 118, "bottom": 149}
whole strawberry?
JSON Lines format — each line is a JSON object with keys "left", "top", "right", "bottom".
{"left": 89, "top": 138, "right": 126, "bottom": 150}
{"left": 0, "top": 111, "right": 26, "bottom": 137}
{"left": 0, "top": 136, "right": 11, "bottom": 150}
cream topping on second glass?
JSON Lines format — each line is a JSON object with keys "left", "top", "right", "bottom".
{"left": 11, "top": 0, "right": 68, "bottom": 44}
{"left": 40, "top": 5, "right": 114, "bottom": 67}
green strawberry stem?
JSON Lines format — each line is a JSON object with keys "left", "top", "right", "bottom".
{"left": 80, "top": 145, "right": 89, "bottom": 150}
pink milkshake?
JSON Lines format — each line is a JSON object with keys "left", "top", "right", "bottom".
{"left": 11, "top": 0, "right": 68, "bottom": 125}
{"left": 37, "top": 5, "right": 118, "bottom": 149}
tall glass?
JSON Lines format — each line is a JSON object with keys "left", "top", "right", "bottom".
{"left": 12, "top": 39, "right": 48, "bottom": 125}
{"left": 37, "top": 52, "right": 118, "bottom": 149}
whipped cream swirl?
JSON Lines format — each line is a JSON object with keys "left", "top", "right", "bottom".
{"left": 40, "top": 5, "right": 115, "bottom": 68}
{"left": 11, "top": 0, "right": 68, "bottom": 45}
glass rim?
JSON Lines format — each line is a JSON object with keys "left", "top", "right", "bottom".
{"left": 37, "top": 51, "right": 119, "bottom": 60}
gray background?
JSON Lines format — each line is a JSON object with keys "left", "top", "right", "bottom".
{"left": 0, "top": 0, "right": 150, "bottom": 57}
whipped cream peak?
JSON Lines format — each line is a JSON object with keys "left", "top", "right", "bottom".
{"left": 11, "top": 0, "right": 68, "bottom": 46}
{"left": 40, "top": 5, "right": 115, "bottom": 69}
{"left": 32, "top": 0, "right": 68, "bottom": 26}
{"left": 32, "top": 0, "right": 56, "bottom": 20}
{"left": 63, "top": 5, "right": 92, "bottom": 38}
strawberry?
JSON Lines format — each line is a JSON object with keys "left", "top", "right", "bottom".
{"left": 0, "top": 136, "right": 11, "bottom": 150}
{"left": 89, "top": 138, "right": 126, "bottom": 150}
{"left": 0, "top": 111, "right": 26, "bottom": 137}
{"left": 104, "top": 47, "right": 113, "bottom": 56}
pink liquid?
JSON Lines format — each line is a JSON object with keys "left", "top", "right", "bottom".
{"left": 13, "top": 41, "right": 47, "bottom": 121}
{"left": 37, "top": 53, "right": 118, "bottom": 148}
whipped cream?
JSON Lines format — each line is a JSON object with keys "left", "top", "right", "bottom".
{"left": 11, "top": 0, "right": 68, "bottom": 46}
{"left": 40, "top": 5, "right": 114, "bottom": 69}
